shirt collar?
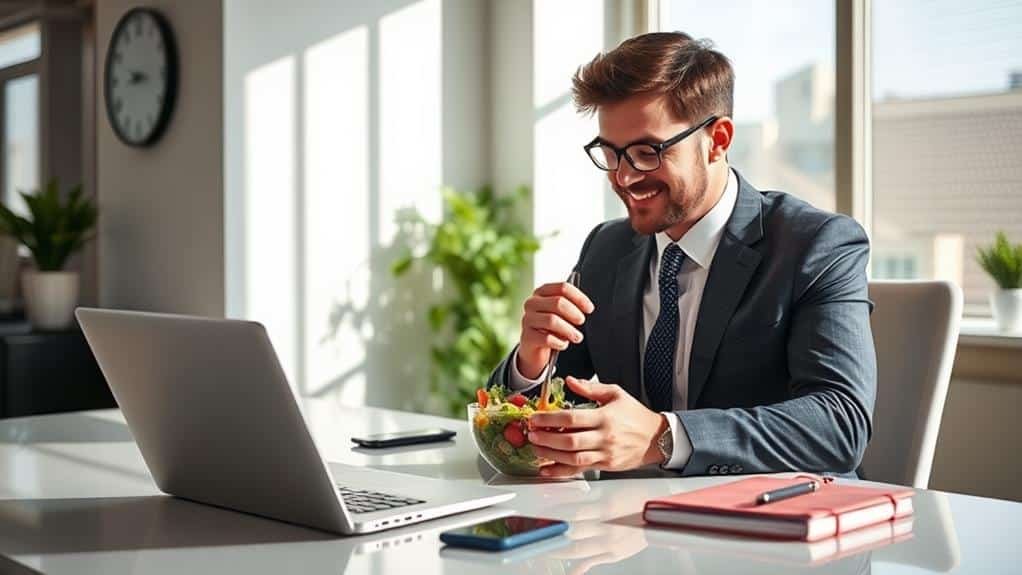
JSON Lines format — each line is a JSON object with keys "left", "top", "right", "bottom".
{"left": 654, "top": 167, "right": 738, "bottom": 270}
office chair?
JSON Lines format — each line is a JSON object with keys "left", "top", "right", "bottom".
{"left": 860, "top": 280, "right": 962, "bottom": 488}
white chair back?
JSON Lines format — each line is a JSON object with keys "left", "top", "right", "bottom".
{"left": 861, "top": 280, "right": 962, "bottom": 488}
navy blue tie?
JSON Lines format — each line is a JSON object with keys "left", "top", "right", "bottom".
{"left": 643, "top": 243, "right": 686, "bottom": 413}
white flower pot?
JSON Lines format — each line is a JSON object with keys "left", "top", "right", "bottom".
{"left": 990, "top": 288, "right": 1022, "bottom": 334}
{"left": 22, "top": 271, "right": 79, "bottom": 330}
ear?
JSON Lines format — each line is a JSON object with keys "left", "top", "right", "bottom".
{"left": 707, "top": 117, "right": 734, "bottom": 163}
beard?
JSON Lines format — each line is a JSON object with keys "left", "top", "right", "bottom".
{"left": 614, "top": 166, "right": 709, "bottom": 236}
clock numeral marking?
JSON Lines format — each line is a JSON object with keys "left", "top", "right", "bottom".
{"left": 134, "top": 17, "right": 142, "bottom": 37}
{"left": 135, "top": 120, "right": 142, "bottom": 140}
{"left": 113, "top": 98, "right": 123, "bottom": 114}
{"left": 114, "top": 50, "right": 123, "bottom": 64}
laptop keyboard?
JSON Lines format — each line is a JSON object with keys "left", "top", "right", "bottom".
{"left": 338, "top": 487, "right": 425, "bottom": 514}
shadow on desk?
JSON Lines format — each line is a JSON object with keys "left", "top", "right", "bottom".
{"left": 0, "top": 495, "right": 334, "bottom": 555}
{"left": 0, "top": 412, "right": 132, "bottom": 444}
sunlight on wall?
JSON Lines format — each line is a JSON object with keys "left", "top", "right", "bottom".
{"left": 379, "top": 0, "right": 442, "bottom": 244}
{"left": 532, "top": 0, "right": 607, "bottom": 283}
{"left": 303, "top": 26, "right": 371, "bottom": 406}
{"left": 243, "top": 56, "right": 298, "bottom": 388}
{"left": 228, "top": 0, "right": 450, "bottom": 411}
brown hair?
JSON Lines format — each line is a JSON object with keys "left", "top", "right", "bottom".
{"left": 572, "top": 31, "right": 734, "bottom": 123}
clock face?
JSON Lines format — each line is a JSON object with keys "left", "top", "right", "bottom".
{"left": 104, "top": 8, "right": 177, "bottom": 147}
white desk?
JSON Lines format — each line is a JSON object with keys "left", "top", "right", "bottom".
{"left": 0, "top": 401, "right": 1018, "bottom": 574}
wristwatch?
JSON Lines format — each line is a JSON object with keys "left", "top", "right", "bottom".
{"left": 656, "top": 422, "right": 674, "bottom": 464}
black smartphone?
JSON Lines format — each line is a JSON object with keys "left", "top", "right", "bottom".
{"left": 440, "top": 516, "right": 569, "bottom": 551}
{"left": 350, "top": 428, "right": 456, "bottom": 448}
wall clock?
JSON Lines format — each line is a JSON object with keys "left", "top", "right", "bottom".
{"left": 104, "top": 8, "right": 177, "bottom": 147}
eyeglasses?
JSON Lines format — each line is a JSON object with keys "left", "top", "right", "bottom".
{"left": 583, "top": 115, "right": 718, "bottom": 172}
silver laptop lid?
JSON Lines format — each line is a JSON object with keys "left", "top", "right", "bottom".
{"left": 76, "top": 308, "right": 351, "bottom": 533}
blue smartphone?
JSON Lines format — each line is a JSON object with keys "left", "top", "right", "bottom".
{"left": 439, "top": 515, "right": 569, "bottom": 551}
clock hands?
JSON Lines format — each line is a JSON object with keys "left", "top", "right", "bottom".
{"left": 128, "top": 70, "right": 148, "bottom": 85}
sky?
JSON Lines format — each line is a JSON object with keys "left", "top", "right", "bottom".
{"left": 668, "top": 0, "right": 1022, "bottom": 122}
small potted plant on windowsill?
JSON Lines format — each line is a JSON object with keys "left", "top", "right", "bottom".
{"left": 0, "top": 179, "right": 97, "bottom": 330}
{"left": 976, "top": 231, "right": 1022, "bottom": 333}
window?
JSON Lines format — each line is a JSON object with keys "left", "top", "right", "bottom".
{"left": 0, "top": 22, "right": 40, "bottom": 69}
{"left": 663, "top": 0, "right": 836, "bottom": 211}
{"left": 871, "top": 0, "right": 1022, "bottom": 316}
{"left": 0, "top": 22, "right": 42, "bottom": 216}
{"left": 3, "top": 74, "right": 38, "bottom": 216}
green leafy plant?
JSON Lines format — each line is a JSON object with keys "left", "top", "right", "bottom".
{"left": 392, "top": 186, "right": 543, "bottom": 417}
{"left": 976, "top": 231, "right": 1022, "bottom": 290}
{"left": 0, "top": 179, "right": 97, "bottom": 271}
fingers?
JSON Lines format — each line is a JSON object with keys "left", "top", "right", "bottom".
{"left": 528, "top": 429, "right": 604, "bottom": 451}
{"left": 519, "top": 282, "right": 594, "bottom": 361}
{"left": 521, "top": 324, "right": 570, "bottom": 352}
{"left": 532, "top": 445, "right": 603, "bottom": 468}
{"left": 538, "top": 462, "right": 586, "bottom": 478}
{"left": 525, "top": 293, "right": 588, "bottom": 326}
{"left": 533, "top": 282, "right": 595, "bottom": 315}
{"left": 523, "top": 311, "right": 584, "bottom": 345}
{"left": 565, "top": 376, "right": 621, "bottom": 403}
{"left": 529, "top": 408, "right": 603, "bottom": 430}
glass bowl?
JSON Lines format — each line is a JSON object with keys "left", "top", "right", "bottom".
{"left": 468, "top": 402, "right": 550, "bottom": 476}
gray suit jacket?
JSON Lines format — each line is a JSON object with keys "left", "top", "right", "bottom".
{"left": 488, "top": 171, "right": 876, "bottom": 477}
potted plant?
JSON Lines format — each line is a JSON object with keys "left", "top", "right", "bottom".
{"left": 0, "top": 179, "right": 97, "bottom": 330}
{"left": 976, "top": 231, "right": 1022, "bottom": 333}
{"left": 392, "top": 185, "right": 543, "bottom": 417}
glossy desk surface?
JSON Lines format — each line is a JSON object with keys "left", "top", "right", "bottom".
{"left": 0, "top": 402, "right": 1018, "bottom": 574}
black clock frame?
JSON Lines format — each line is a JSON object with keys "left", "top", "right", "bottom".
{"left": 103, "top": 7, "right": 178, "bottom": 147}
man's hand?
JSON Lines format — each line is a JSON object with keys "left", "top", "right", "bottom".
{"left": 517, "top": 283, "right": 596, "bottom": 379}
{"left": 528, "top": 377, "right": 668, "bottom": 477}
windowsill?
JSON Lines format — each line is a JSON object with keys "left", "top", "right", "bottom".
{"left": 958, "top": 318, "right": 1022, "bottom": 349}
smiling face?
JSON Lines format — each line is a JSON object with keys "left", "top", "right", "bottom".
{"left": 598, "top": 92, "right": 726, "bottom": 240}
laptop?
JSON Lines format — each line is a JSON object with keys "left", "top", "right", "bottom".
{"left": 75, "top": 308, "right": 515, "bottom": 535}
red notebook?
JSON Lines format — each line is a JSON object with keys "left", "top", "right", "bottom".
{"left": 643, "top": 475, "right": 914, "bottom": 542}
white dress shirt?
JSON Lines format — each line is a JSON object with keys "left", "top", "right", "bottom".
{"left": 510, "top": 168, "right": 739, "bottom": 470}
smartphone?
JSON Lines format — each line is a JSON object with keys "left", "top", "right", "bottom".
{"left": 439, "top": 515, "right": 569, "bottom": 551}
{"left": 350, "top": 428, "right": 456, "bottom": 448}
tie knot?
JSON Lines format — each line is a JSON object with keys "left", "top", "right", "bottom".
{"left": 660, "top": 243, "right": 685, "bottom": 279}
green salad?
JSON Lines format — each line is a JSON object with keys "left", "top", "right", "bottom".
{"left": 470, "top": 378, "right": 595, "bottom": 476}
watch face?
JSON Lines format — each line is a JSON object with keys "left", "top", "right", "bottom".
{"left": 104, "top": 8, "right": 177, "bottom": 146}
{"left": 658, "top": 427, "right": 674, "bottom": 458}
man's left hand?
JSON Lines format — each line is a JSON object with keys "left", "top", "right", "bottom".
{"left": 528, "top": 376, "right": 668, "bottom": 477}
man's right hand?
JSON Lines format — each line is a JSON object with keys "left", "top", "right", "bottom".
{"left": 517, "top": 282, "right": 596, "bottom": 379}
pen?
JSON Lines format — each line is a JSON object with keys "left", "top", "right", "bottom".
{"left": 756, "top": 480, "right": 819, "bottom": 505}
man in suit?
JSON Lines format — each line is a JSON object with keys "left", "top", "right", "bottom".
{"left": 487, "top": 32, "right": 876, "bottom": 478}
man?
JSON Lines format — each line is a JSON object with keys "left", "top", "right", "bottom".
{"left": 487, "top": 32, "right": 876, "bottom": 478}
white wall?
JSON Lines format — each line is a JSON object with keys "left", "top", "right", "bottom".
{"left": 224, "top": 0, "right": 490, "bottom": 410}
{"left": 96, "top": 0, "right": 225, "bottom": 316}
{"left": 224, "top": 0, "right": 624, "bottom": 411}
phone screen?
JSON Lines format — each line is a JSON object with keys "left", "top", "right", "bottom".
{"left": 362, "top": 429, "right": 451, "bottom": 441}
{"left": 443, "top": 516, "right": 563, "bottom": 540}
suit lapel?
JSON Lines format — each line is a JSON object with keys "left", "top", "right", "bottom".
{"left": 687, "top": 173, "right": 764, "bottom": 408}
{"left": 611, "top": 233, "right": 653, "bottom": 400}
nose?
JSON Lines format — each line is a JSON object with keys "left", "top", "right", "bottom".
{"left": 614, "top": 158, "right": 645, "bottom": 189}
